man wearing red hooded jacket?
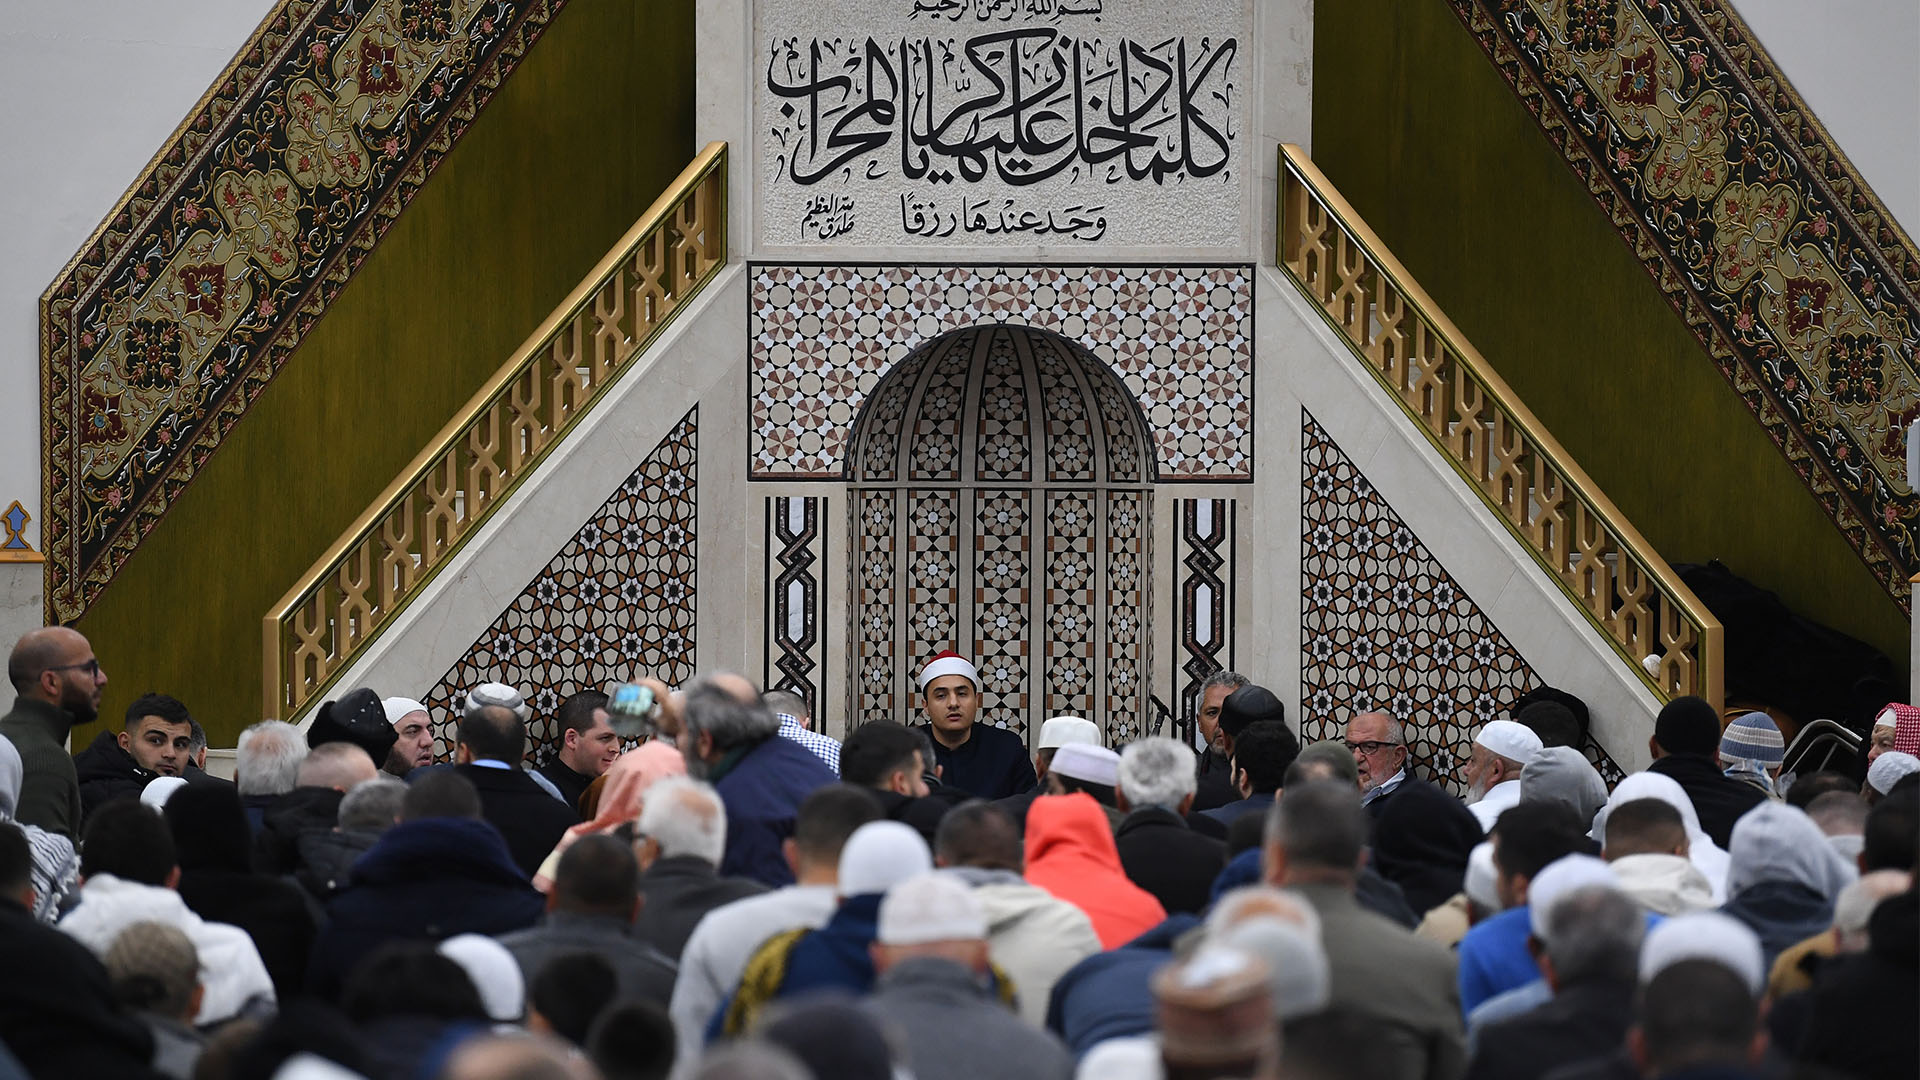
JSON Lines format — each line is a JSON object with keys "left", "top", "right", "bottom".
{"left": 1023, "top": 791, "right": 1165, "bottom": 948}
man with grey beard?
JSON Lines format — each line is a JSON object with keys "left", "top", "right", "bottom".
{"left": 676, "top": 673, "right": 837, "bottom": 888}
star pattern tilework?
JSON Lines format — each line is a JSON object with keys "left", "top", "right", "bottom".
{"left": 1299, "top": 410, "right": 1624, "bottom": 793}
{"left": 749, "top": 264, "right": 1252, "bottom": 480}
{"left": 419, "top": 408, "right": 697, "bottom": 762}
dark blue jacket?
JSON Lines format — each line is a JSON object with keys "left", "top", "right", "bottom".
{"left": 1044, "top": 914, "right": 1202, "bottom": 1054}
{"left": 918, "top": 722, "right": 1036, "bottom": 801}
{"left": 712, "top": 735, "right": 839, "bottom": 887}
{"left": 707, "top": 892, "right": 886, "bottom": 1044}
{"left": 305, "top": 816, "right": 544, "bottom": 999}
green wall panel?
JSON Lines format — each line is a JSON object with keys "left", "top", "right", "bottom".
{"left": 74, "top": 0, "right": 697, "bottom": 746}
{"left": 1310, "top": 0, "right": 1908, "bottom": 684}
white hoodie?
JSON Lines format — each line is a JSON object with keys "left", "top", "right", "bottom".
{"left": 59, "top": 874, "right": 275, "bottom": 1023}
{"left": 1608, "top": 853, "right": 1716, "bottom": 917}
{"left": 949, "top": 867, "right": 1104, "bottom": 1027}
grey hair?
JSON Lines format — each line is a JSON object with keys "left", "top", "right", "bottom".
{"left": 339, "top": 776, "right": 408, "bottom": 832}
{"left": 186, "top": 720, "right": 207, "bottom": 757}
{"left": 692, "top": 1043, "right": 814, "bottom": 1080}
{"left": 1117, "top": 737, "right": 1198, "bottom": 811}
{"left": 1266, "top": 780, "right": 1367, "bottom": 872}
{"left": 683, "top": 674, "right": 779, "bottom": 752}
{"left": 762, "top": 688, "right": 810, "bottom": 723}
{"left": 1198, "top": 670, "right": 1251, "bottom": 698}
{"left": 638, "top": 776, "right": 727, "bottom": 865}
{"left": 1833, "top": 870, "right": 1912, "bottom": 951}
{"left": 1538, "top": 885, "right": 1644, "bottom": 984}
{"left": 236, "top": 720, "right": 308, "bottom": 796}
{"left": 1381, "top": 716, "right": 1407, "bottom": 746}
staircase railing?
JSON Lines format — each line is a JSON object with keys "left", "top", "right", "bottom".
{"left": 263, "top": 142, "right": 727, "bottom": 721}
{"left": 1279, "top": 144, "right": 1723, "bottom": 711}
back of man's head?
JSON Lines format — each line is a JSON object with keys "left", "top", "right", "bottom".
{"left": 1603, "top": 798, "right": 1688, "bottom": 860}
{"left": 840, "top": 721, "right": 923, "bottom": 789}
{"left": 792, "top": 785, "right": 884, "bottom": 874}
{"left": 340, "top": 942, "right": 488, "bottom": 1025}
{"left": 1633, "top": 959, "right": 1760, "bottom": 1074}
{"left": 530, "top": 952, "right": 617, "bottom": 1046}
{"left": 236, "top": 720, "right": 308, "bottom": 797}
{"left": 1862, "top": 787, "right": 1917, "bottom": 871}
{"left": 637, "top": 777, "right": 727, "bottom": 865}
{"left": 1515, "top": 700, "right": 1581, "bottom": 749}
{"left": 1652, "top": 696, "right": 1721, "bottom": 757}
{"left": 1806, "top": 790, "right": 1869, "bottom": 837}
{"left": 1492, "top": 802, "right": 1587, "bottom": 891}
{"left": 401, "top": 770, "right": 484, "bottom": 823}
{"left": 763, "top": 689, "right": 810, "bottom": 726}
{"left": 298, "top": 741, "right": 378, "bottom": 791}
{"left": 0, "top": 823, "right": 31, "bottom": 902}
{"left": 1786, "top": 770, "right": 1860, "bottom": 809}
{"left": 458, "top": 704, "right": 527, "bottom": 764}
{"left": 934, "top": 800, "right": 1025, "bottom": 872}
{"left": 104, "top": 920, "right": 200, "bottom": 1021}
{"left": 587, "top": 999, "right": 677, "bottom": 1080}
{"left": 1117, "top": 737, "right": 1197, "bottom": 812}
{"left": 81, "top": 801, "right": 177, "bottom": 885}
{"left": 339, "top": 776, "right": 408, "bottom": 832}
{"left": 553, "top": 834, "right": 640, "bottom": 919}
{"left": 1233, "top": 721, "right": 1300, "bottom": 796}
{"left": 1538, "top": 885, "right": 1642, "bottom": 986}
{"left": 1266, "top": 780, "right": 1367, "bottom": 879}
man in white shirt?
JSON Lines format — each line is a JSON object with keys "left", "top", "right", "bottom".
{"left": 1464, "top": 720, "right": 1543, "bottom": 832}
{"left": 667, "top": 784, "right": 882, "bottom": 1074}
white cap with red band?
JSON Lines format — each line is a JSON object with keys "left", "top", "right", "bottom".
{"left": 917, "top": 650, "right": 981, "bottom": 692}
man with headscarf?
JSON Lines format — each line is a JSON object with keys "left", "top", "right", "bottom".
{"left": 1865, "top": 702, "right": 1920, "bottom": 765}
{"left": 1600, "top": 798, "right": 1714, "bottom": 916}
{"left": 1462, "top": 721, "right": 1542, "bottom": 833}
{"left": 1718, "top": 801, "right": 1857, "bottom": 969}
{"left": 1718, "top": 712, "right": 1785, "bottom": 798}
{"left": 1646, "top": 696, "right": 1765, "bottom": 849}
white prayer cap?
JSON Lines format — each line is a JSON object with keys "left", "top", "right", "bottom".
{"left": 1213, "top": 916, "right": 1331, "bottom": 1020}
{"left": 1639, "top": 911, "right": 1765, "bottom": 994}
{"left": 1827, "top": 833, "right": 1866, "bottom": 862}
{"left": 463, "top": 681, "right": 529, "bottom": 721}
{"left": 1527, "top": 853, "right": 1619, "bottom": 936}
{"left": 1872, "top": 706, "right": 1900, "bottom": 730}
{"left": 437, "top": 933, "right": 524, "bottom": 1022}
{"left": 838, "top": 820, "right": 932, "bottom": 897}
{"left": 381, "top": 697, "right": 428, "bottom": 726}
{"left": 140, "top": 776, "right": 188, "bottom": 810}
{"left": 916, "top": 651, "right": 981, "bottom": 692}
{"left": 876, "top": 871, "right": 987, "bottom": 946}
{"left": 1465, "top": 842, "right": 1502, "bottom": 913}
{"left": 1039, "top": 715, "right": 1102, "bottom": 750}
{"left": 1867, "top": 751, "right": 1919, "bottom": 795}
{"left": 1052, "top": 743, "right": 1121, "bottom": 787}
{"left": 1475, "top": 720, "right": 1543, "bottom": 762}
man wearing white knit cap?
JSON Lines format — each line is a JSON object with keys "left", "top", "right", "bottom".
{"left": 992, "top": 715, "right": 1104, "bottom": 830}
{"left": 914, "top": 650, "right": 1035, "bottom": 800}
{"left": 717, "top": 820, "right": 931, "bottom": 1037}
{"left": 1463, "top": 720, "right": 1543, "bottom": 832}
{"left": 864, "top": 872, "right": 1074, "bottom": 1080}
{"left": 380, "top": 697, "right": 435, "bottom": 777}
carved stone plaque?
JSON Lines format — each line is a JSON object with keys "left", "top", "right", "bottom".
{"left": 757, "top": 0, "right": 1249, "bottom": 248}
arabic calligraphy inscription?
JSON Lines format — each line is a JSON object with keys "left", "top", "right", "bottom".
{"left": 759, "top": 0, "right": 1248, "bottom": 248}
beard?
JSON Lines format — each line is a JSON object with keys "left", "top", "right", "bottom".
{"left": 682, "top": 744, "right": 711, "bottom": 779}
{"left": 59, "top": 680, "right": 98, "bottom": 725}
{"left": 383, "top": 745, "right": 415, "bottom": 776}
{"left": 1464, "top": 773, "right": 1492, "bottom": 805}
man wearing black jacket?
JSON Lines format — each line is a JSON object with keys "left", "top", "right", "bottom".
{"left": 1645, "top": 696, "right": 1764, "bottom": 849}
{"left": 1190, "top": 671, "right": 1250, "bottom": 813}
{"left": 455, "top": 703, "right": 576, "bottom": 878}
{"left": 841, "top": 720, "right": 949, "bottom": 844}
{"left": 74, "top": 692, "right": 194, "bottom": 821}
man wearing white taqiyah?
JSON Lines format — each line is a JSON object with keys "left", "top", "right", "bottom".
{"left": 994, "top": 715, "right": 1103, "bottom": 828}
{"left": 1463, "top": 720, "right": 1544, "bottom": 831}
{"left": 914, "top": 651, "right": 1037, "bottom": 800}
{"left": 381, "top": 697, "right": 435, "bottom": 777}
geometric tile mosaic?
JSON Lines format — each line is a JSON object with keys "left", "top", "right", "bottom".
{"left": 1299, "top": 410, "right": 1623, "bottom": 793}
{"left": 1173, "top": 498, "right": 1236, "bottom": 741}
{"left": 750, "top": 264, "right": 1253, "bottom": 480}
{"left": 419, "top": 408, "right": 697, "bottom": 763}
{"left": 764, "top": 496, "right": 826, "bottom": 724}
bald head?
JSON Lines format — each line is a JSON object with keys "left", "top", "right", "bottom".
{"left": 9, "top": 626, "right": 106, "bottom": 722}
{"left": 457, "top": 704, "right": 527, "bottom": 764}
{"left": 298, "top": 741, "right": 378, "bottom": 791}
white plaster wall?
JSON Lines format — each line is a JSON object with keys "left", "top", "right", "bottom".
{"left": 1733, "top": 0, "right": 1920, "bottom": 234}
{"left": 0, "top": 1, "right": 275, "bottom": 552}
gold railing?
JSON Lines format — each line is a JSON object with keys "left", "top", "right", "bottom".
{"left": 264, "top": 142, "right": 727, "bottom": 720}
{"left": 1279, "top": 145, "right": 1723, "bottom": 711}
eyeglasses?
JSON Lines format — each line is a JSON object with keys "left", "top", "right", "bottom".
{"left": 47, "top": 659, "right": 102, "bottom": 678}
{"left": 1343, "top": 739, "right": 1400, "bottom": 756}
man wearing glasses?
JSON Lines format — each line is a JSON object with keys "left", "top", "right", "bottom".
{"left": 1345, "top": 710, "right": 1484, "bottom": 920}
{"left": 1345, "top": 711, "right": 1410, "bottom": 808}
{"left": 0, "top": 627, "right": 109, "bottom": 839}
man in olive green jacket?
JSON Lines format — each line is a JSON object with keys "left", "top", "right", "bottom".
{"left": 0, "top": 627, "right": 109, "bottom": 839}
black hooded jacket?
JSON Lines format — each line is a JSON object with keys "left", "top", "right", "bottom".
{"left": 73, "top": 728, "right": 156, "bottom": 822}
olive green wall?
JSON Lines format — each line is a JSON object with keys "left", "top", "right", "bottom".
{"left": 1310, "top": 0, "right": 1908, "bottom": 680}
{"left": 74, "top": 0, "right": 697, "bottom": 746}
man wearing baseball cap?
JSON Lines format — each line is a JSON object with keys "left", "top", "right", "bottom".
{"left": 913, "top": 651, "right": 1035, "bottom": 800}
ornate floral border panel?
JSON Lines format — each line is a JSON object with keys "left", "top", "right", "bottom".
{"left": 1449, "top": 0, "right": 1920, "bottom": 611}
{"left": 1300, "top": 412, "right": 1625, "bottom": 792}
{"left": 748, "top": 264, "right": 1254, "bottom": 481}
{"left": 419, "top": 408, "right": 697, "bottom": 761}
{"left": 42, "top": 0, "right": 571, "bottom": 622}
{"left": 1172, "top": 498, "right": 1236, "bottom": 728}
{"left": 764, "top": 495, "right": 826, "bottom": 722}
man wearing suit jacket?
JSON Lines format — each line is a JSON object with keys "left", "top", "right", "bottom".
{"left": 454, "top": 702, "right": 576, "bottom": 879}
{"left": 1266, "top": 779, "right": 1466, "bottom": 1080}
